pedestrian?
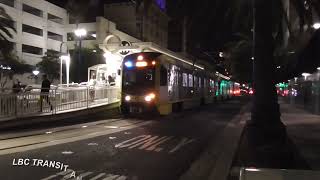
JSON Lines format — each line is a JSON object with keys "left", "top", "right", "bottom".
{"left": 12, "top": 79, "right": 23, "bottom": 115}
{"left": 89, "top": 75, "right": 97, "bottom": 101}
{"left": 12, "top": 79, "right": 22, "bottom": 94}
{"left": 40, "top": 74, "right": 53, "bottom": 112}
{"left": 108, "top": 75, "right": 115, "bottom": 86}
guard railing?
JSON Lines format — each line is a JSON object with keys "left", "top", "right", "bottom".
{"left": 0, "top": 86, "right": 120, "bottom": 121}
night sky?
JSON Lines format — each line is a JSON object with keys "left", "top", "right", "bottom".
{"left": 46, "top": 0, "right": 230, "bottom": 53}
{"left": 47, "top": 0, "right": 68, "bottom": 7}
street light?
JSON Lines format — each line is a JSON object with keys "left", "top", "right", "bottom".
{"left": 74, "top": 28, "right": 87, "bottom": 83}
{"left": 74, "top": 28, "right": 87, "bottom": 37}
{"left": 60, "top": 54, "right": 71, "bottom": 86}
{"left": 317, "top": 67, "right": 320, "bottom": 70}
{"left": 313, "top": 23, "right": 320, "bottom": 30}
{"left": 302, "top": 73, "right": 311, "bottom": 80}
{"left": 32, "top": 70, "right": 40, "bottom": 76}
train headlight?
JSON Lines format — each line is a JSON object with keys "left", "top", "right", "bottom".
{"left": 125, "top": 95, "right": 131, "bottom": 101}
{"left": 145, "top": 93, "right": 155, "bottom": 102}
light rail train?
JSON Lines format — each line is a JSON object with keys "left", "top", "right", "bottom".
{"left": 120, "top": 52, "right": 238, "bottom": 115}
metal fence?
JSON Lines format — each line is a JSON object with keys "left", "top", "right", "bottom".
{"left": 286, "top": 70, "right": 320, "bottom": 114}
{"left": 0, "top": 86, "right": 120, "bottom": 121}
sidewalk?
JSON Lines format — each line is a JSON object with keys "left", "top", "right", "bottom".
{"left": 281, "top": 99, "right": 320, "bottom": 170}
{"left": 229, "top": 98, "right": 320, "bottom": 179}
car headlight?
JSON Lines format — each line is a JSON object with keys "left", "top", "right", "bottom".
{"left": 125, "top": 95, "right": 131, "bottom": 101}
{"left": 145, "top": 93, "right": 155, "bottom": 102}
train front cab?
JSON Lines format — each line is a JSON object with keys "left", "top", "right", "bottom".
{"left": 121, "top": 52, "right": 204, "bottom": 115}
{"left": 120, "top": 52, "right": 235, "bottom": 116}
{"left": 121, "top": 53, "right": 159, "bottom": 115}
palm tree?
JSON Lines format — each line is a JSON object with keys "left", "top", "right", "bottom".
{"left": 172, "top": 0, "right": 319, "bottom": 150}
{"left": 0, "top": 6, "right": 32, "bottom": 89}
{"left": 244, "top": 0, "right": 320, "bottom": 150}
{"left": 65, "top": 0, "right": 89, "bottom": 82}
{"left": 0, "top": 6, "right": 15, "bottom": 57}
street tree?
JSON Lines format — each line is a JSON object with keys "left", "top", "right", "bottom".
{"left": 0, "top": 6, "right": 32, "bottom": 89}
{"left": 224, "top": 0, "right": 320, "bottom": 83}
{"left": 37, "top": 51, "right": 60, "bottom": 82}
{"left": 69, "top": 46, "right": 105, "bottom": 83}
{"left": 65, "top": 0, "right": 89, "bottom": 26}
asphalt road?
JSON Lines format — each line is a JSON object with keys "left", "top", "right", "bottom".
{"left": 0, "top": 98, "right": 247, "bottom": 180}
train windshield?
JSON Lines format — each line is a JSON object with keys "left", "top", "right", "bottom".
{"left": 123, "top": 68, "right": 155, "bottom": 93}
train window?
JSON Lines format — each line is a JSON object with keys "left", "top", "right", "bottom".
{"left": 182, "top": 73, "right": 188, "bottom": 87}
{"left": 123, "top": 68, "right": 155, "bottom": 89}
{"left": 210, "top": 79, "right": 215, "bottom": 87}
{"left": 160, "top": 65, "right": 168, "bottom": 86}
{"left": 188, "top": 74, "right": 193, "bottom": 87}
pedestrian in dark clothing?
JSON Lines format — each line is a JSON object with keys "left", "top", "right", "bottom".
{"left": 11, "top": 79, "right": 22, "bottom": 115}
{"left": 40, "top": 74, "right": 52, "bottom": 112}
{"left": 12, "top": 79, "right": 22, "bottom": 93}
{"left": 108, "top": 75, "right": 115, "bottom": 86}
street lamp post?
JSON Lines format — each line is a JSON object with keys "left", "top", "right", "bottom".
{"left": 74, "top": 28, "right": 87, "bottom": 83}
{"left": 313, "top": 23, "right": 320, "bottom": 30}
{"left": 33, "top": 69, "right": 40, "bottom": 84}
{"left": 60, "top": 54, "right": 71, "bottom": 86}
{"left": 60, "top": 42, "right": 71, "bottom": 87}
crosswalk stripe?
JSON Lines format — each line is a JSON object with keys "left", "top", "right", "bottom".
{"left": 63, "top": 171, "right": 93, "bottom": 180}
{"left": 115, "top": 176, "right": 127, "bottom": 180}
{"left": 41, "top": 171, "right": 128, "bottom": 180}
{"left": 129, "top": 136, "right": 159, "bottom": 149}
{"left": 41, "top": 169, "right": 73, "bottom": 180}
{"left": 89, "top": 173, "right": 106, "bottom": 180}
{"left": 77, "top": 171, "right": 94, "bottom": 178}
{"left": 102, "top": 174, "right": 120, "bottom": 180}
{"left": 138, "top": 136, "right": 167, "bottom": 150}
{"left": 146, "top": 136, "right": 172, "bottom": 151}
{"left": 40, "top": 175, "right": 59, "bottom": 180}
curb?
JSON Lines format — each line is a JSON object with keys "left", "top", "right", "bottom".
{"left": 0, "top": 102, "right": 120, "bottom": 130}
{"left": 179, "top": 104, "right": 250, "bottom": 180}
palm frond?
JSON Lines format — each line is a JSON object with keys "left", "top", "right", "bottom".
{"left": 0, "top": 25, "right": 13, "bottom": 39}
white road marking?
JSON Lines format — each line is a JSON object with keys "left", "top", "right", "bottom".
{"left": 109, "top": 137, "right": 117, "bottom": 140}
{"left": 169, "top": 138, "right": 195, "bottom": 154}
{"left": 145, "top": 136, "right": 172, "bottom": 152}
{"left": 89, "top": 173, "right": 106, "bottom": 180}
{"left": 40, "top": 169, "right": 74, "bottom": 180}
{"left": 115, "top": 135, "right": 195, "bottom": 153}
{"left": 0, "top": 121, "right": 154, "bottom": 155}
{"left": 88, "top": 143, "right": 99, "bottom": 146}
{"left": 75, "top": 171, "right": 93, "bottom": 179}
{"left": 45, "top": 131, "right": 53, "bottom": 134}
{"left": 115, "top": 135, "right": 151, "bottom": 148}
{"left": 42, "top": 170, "right": 130, "bottom": 180}
{"left": 102, "top": 174, "right": 120, "bottom": 180}
{"left": 115, "top": 176, "right": 127, "bottom": 180}
{"left": 128, "top": 136, "right": 160, "bottom": 149}
{"left": 138, "top": 136, "right": 167, "bottom": 150}
{"left": 124, "top": 132, "right": 131, "bottom": 135}
{"left": 61, "top": 151, "right": 74, "bottom": 155}
{"left": 105, "top": 126, "right": 119, "bottom": 129}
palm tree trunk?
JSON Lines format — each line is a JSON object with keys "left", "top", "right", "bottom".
{"left": 248, "top": 0, "right": 287, "bottom": 146}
